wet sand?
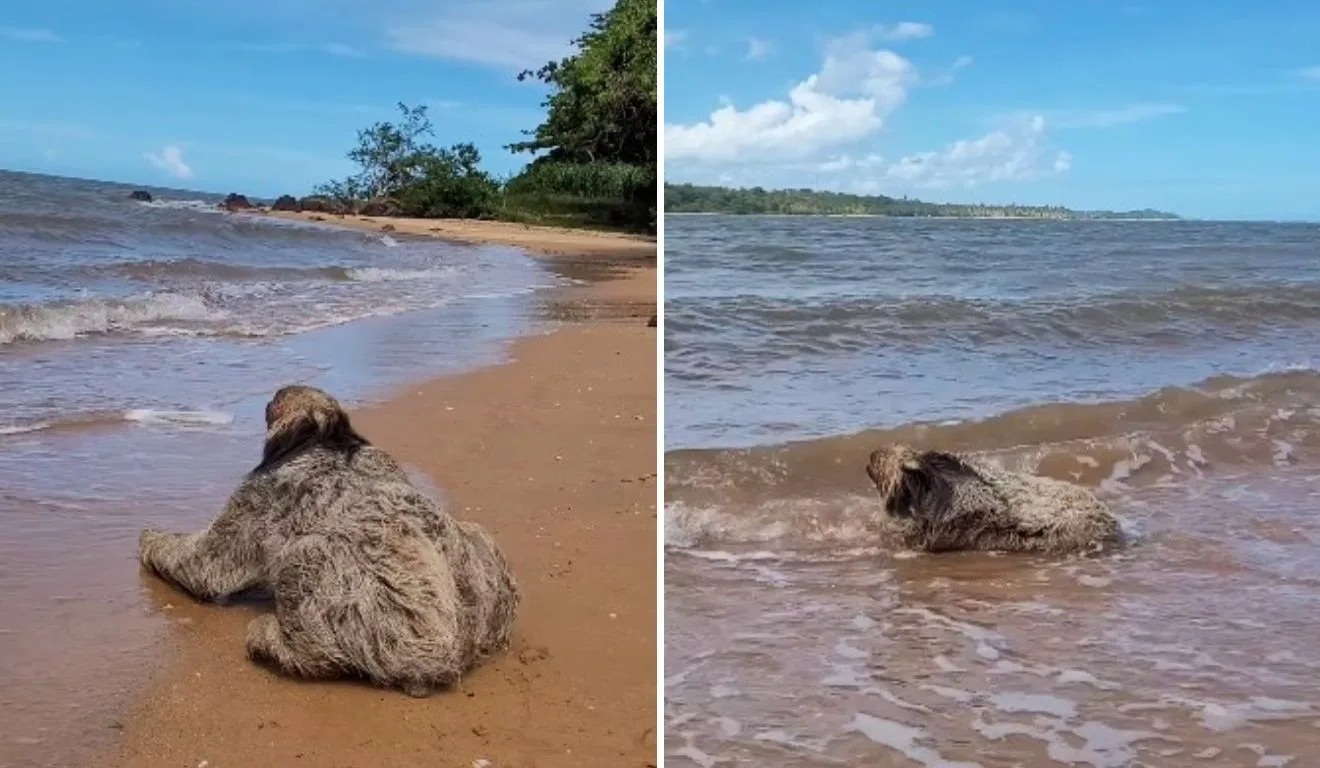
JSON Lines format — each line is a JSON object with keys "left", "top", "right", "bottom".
{"left": 265, "top": 209, "right": 656, "bottom": 260}
{"left": 112, "top": 227, "right": 657, "bottom": 767}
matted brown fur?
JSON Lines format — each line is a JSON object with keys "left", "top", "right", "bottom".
{"left": 866, "top": 444, "right": 1122, "bottom": 554}
{"left": 139, "top": 385, "right": 519, "bottom": 696}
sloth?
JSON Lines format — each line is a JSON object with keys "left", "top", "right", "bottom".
{"left": 138, "top": 385, "right": 519, "bottom": 696}
{"left": 865, "top": 445, "right": 1123, "bottom": 554}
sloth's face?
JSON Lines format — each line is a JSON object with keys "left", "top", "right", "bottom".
{"left": 865, "top": 448, "right": 903, "bottom": 501}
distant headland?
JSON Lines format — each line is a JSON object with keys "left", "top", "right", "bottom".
{"left": 664, "top": 183, "right": 1181, "bottom": 220}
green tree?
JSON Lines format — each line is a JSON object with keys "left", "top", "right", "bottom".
{"left": 510, "top": 0, "right": 656, "bottom": 165}
{"left": 317, "top": 103, "right": 500, "bottom": 218}
{"left": 317, "top": 102, "right": 436, "bottom": 200}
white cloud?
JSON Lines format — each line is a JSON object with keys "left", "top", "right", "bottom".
{"left": 927, "top": 55, "right": 973, "bottom": 86}
{"left": 145, "top": 145, "right": 193, "bottom": 179}
{"left": 385, "top": 0, "right": 611, "bottom": 70}
{"left": 874, "top": 22, "right": 933, "bottom": 42}
{"left": 665, "top": 33, "right": 916, "bottom": 162}
{"left": 818, "top": 153, "right": 884, "bottom": 172}
{"left": 0, "top": 26, "right": 62, "bottom": 43}
{"left": 1053, "top": 102, "right": 1185, "bottom": 128}
{"left": 882, "top": 115, "right": 1065, "bottom": 189}
{"left": 223, "top": 41, "right": 367, "bottom": 57}
{"left": 1296, "top": 66, "right": 1320, "bottom": 81}
{"left": 746, "top": 36, "right": 773, "bottom": 61}
{"left": 665, "top": 29, "right": 687, "bottom": 48}
{"left": 667, "top": 26, "right": 1070, "bottom": 194}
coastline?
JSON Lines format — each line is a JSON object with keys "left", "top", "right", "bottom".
{"left": 263, "top": 209, "right": 657, "bottom": 259}
{"left": 112, "top": 221, "right": 657, "bottom": 767}
{"left": 663, "top": 211, "right": 1181, "bottom": 221}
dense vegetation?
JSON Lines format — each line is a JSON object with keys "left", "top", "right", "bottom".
{"left": 314, "top": 0, "right": 656, "bottom": 233}
{"left": 664, "top": 183, "right": 1180, "bottom": 220}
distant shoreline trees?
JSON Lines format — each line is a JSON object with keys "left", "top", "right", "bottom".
{"left": 663, "top": 183, "right": 1180, "bottom": 220}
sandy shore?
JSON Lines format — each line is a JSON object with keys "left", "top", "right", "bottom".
{"left": 266, "top": 209, "right": 656, "bottom": 259}
{"left": 113, "top": 222, "right": 657, "bottom": 767}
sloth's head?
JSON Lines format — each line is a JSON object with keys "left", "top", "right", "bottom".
{"left": 866, "top": 444, "right": 979, "bottom": 519}
{"left": 253, "top": 385, "right": 369, "bottom": 474}
{"left": 865, "top": 445, "right": 922, "bottom": 505}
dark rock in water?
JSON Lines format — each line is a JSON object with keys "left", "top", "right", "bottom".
{"left": 380, "top": 223, "right": 396, "bottom": 232}
{"left": 271, "top": 194, "right": 300, "bottom": 212}
{"left": 221, "top": 193, "right": 252, "bottom": 212}
{"left": 308, "top": 215, "right": 326, "bottom": 221}
{"left": 299, "top": 195, "right": 347, "bottom": 215}
{"left": 359, "top": 197, "right": 401, "bottom": 217}
{"left": 647, "top": 315, "right": 657, "bottom": 328}
{"left": 129, "top": 190, "right": 153, "bottom": 202}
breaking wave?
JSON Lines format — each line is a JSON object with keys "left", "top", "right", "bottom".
{"left": 664, "top": 369, "right": 1320, "bottom": 549}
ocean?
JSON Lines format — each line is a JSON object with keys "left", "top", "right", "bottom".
{"left": 0, "top": 170, "right": 562, "bottom": 765}
{"left": 664, "top": 214, "right": 1320, "bottom": 766}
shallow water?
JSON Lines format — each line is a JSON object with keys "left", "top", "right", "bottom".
{"left": 664, "top": 215, "right": 1320, "bottom": 766}
{"left": 0, "top": 171, "right": 560, "bottom": 766}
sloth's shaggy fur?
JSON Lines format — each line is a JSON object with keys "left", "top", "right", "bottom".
{"left": 865, "top": 445, "right": 1122, "bottom": 554}
{"left": 139, "top": 385, "right": 519, "bottom": 696}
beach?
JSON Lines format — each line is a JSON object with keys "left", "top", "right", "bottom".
{"left": 116, "top": 322, "right": 658, "bottom": 768}
{"left": 0, "top": 171, "right": 656, "bottom": 767}
{"left": 665, "top": 214, "right": 1320, "bottom": 766}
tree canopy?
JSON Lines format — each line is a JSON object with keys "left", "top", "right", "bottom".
{"left": 312, "top": 0, "right": 656, "bottom": 233}
{"left": 510, "top": 0, "right": 656, "bottom": 166}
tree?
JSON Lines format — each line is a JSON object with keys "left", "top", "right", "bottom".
{"left": 317, "top": 102, "right": 436, "bottom": 201}
{"left": 509, "top": 0, "right": 656, "bottom": 166}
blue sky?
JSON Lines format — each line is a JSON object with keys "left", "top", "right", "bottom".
{"left": 0, "top": 0, "right": 611, "bottom": 196}
{"left": 664, "top": 0, "right": 1320, "bottom": 220}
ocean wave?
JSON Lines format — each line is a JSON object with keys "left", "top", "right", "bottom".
{"left": 0, "top": 292, "right": 225, "bottom": 345}
{"left": 666, "top": 284, "right": 1320, "bottom": 353}
{"left": 665, "top": 369, "right": 1320, "bottom": 549}
{"left": 94, "top": 258, "right": 456, "bottom": 285}
{"left": 103, "top": 258, "right": 347, "bottom": 283}
{"left": 343, "top": 266, "right": 457, "bottom": 282}
{"left": 0, "top": 407, "right": 233, "bottom": 438}
{"left": 135, "top": 198, "right": 221, "bottom": 213}
{"left": 124, "top": 408, "right": 234, "bottom": 426}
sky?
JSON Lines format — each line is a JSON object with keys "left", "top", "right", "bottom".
{"left": 664, "top": 0, "right": 1320, "bottom": 221}
{"left": 0, "top": 0, "right": 611, "bottom": 197}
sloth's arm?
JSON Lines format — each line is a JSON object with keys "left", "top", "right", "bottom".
{"left": 138, "top": 478, "right": 270, "bottom": 602}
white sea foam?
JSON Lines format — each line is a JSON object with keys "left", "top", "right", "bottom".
{"left": 124, "top": 409, "right": 234, "bottom": 426}
{"left": 0, "top": 292, "right": 223, "bottom": 345}
{"left": 344, "top": 266, "right": 456, "bottom": 282}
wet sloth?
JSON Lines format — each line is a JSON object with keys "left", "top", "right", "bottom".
{"left": 139, "top": 385, "right": 519, "bottom": 696}
{"left": 865, "top": 445, "right": 1122, "bottom": 554}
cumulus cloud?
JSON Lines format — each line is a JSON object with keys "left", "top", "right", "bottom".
{"left": 881, "top": 115, "right": 1066, "bottom": 189}
{"left": 746, "top": 36, "right": 773, "bottom": 61}
{"left": 667, "top": 24, "right": 1071, "bottom": 193}
{"left": 145, "top": 145, "right": 193, "bottom": 179}
{"left": 873, "top": 22, "right": 933, "bottom": 42}
{"left": 0, "top": 26, "right": 62, "bottom": 43}
{"left": 818, "top": 153, "right": 884, "bottom": 172}
{"left": 665, "top": 33, "right": 917, "bottom": 162}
